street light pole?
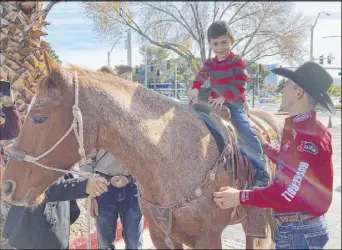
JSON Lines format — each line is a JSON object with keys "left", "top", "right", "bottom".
{"left": 107, "top": 36, "right": 124, "bottom": 66}
{"left": 144, "top": 37, "right": 148, "bottom": 88}
{"left": 310, "top": 11, "right": 330, "bottom": 61}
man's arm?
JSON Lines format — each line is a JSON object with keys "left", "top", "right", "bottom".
{"left": 45, "top": 177, "right": 89, "bottom": 202}
{"left": 222, "top": 57, "right": 248, "bottom": 101}
{"left": 191, "top": 59, "right": 212, "bottom": 89}
{"left": 0, "top": 105, "right": 22, "bottom": 140}
{"left": 240, "top": 137, "right": 333, "bottom": 215}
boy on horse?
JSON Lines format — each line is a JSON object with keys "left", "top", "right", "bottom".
{"left": 213, "top": 62, "right": 334, "bottom": 249}
{"left": 188, "top": 20, "right": 270, "bottom": 188}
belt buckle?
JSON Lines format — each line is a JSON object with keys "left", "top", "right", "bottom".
{"left": 110, "top": 175, "right": 129, "bottom": 188}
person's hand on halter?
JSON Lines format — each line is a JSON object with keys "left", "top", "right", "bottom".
{"left": 209, "top": 96, "right": 225, "bottom": 110}
{"left": 85, "top": 179, "right": 109, "bottom": 197}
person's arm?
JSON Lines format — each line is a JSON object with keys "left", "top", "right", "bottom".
{"left": 45, "top": 175, "right": 109, "bottom": 202}
{"left": 0, "top": 105, "right": 22, "bottom": 140}
{"left": 191, "top": 59, "right": 212, "bottom": 90}
{"left": 45, "top": 177, "right": 89, "bottom": 202}
{"left": 222, "top": 57, "right": 248, "bottom": 102}
{"left": 240, "top": 136, "right": 333, "bottom": 216}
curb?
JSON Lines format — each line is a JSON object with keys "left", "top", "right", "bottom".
{"left": 68, "top": 219, "right": 149, "bottom": 249}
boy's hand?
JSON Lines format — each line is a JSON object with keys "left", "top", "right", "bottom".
{"left": 85, "top": 179, "right": 109, "bottom": 197}
{"left": 188, "top": 88, "right": 199, "bottom": 105}
{"left": 209, "top": 96, "right": 225, "bottom": 110}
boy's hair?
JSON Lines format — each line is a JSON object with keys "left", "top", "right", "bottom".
{"left": 207, "top": 21, "right": 234, "bottom": 41}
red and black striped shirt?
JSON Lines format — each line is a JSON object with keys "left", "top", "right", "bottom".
{"left": 191, "top": 52, "right": 248, "bottom": 103}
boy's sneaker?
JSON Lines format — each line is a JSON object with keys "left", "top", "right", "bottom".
{"left": 253, "top": 169, "right": 270, "bottom": 188}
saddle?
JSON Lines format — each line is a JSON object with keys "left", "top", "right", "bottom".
{"left": 192, "top": 102, "right": 232, "bottom": 155}
{"left": 192, "top": 101, "right": 275, "bottom": 238}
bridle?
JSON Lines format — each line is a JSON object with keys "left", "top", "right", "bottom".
{"left": 7, "top": 71, "right": 101, "bottom": 250}
{"left": 9, "top": 71, "right": 97, "bottom": 180}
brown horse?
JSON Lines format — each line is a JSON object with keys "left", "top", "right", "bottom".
{"left": 1, "top": 55, "right": 280, "bottom": 249}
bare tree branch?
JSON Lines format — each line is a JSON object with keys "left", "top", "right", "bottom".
{"left": 219, "top": 1, "right": 239, "bottom": 21}
{"left": 84, "top": 2, "right": 309, "bottom": 71}
{"left": 42, "top": 1, "right": 60, "bottom": 20}
{"left": 227, "top": 1, "right": 249, "bottom": 24}
{"left": 144, "top": 3, "right": 199, "bottom": 42}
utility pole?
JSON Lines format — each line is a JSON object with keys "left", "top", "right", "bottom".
{"left": 126, "top": 29, "right": 132, "bottom": 67}
{"left": 126, "top": 29, "right": 132, "bottom": 80}
{"left": 144, "top": 37, "right": 148, "bottom": 88}
{"left": 107, "top": 36, "right": 123, "bottom": 66}
{"left": 310, "top": 11, "right": 330, "bottom": 61}
{"left": 252, "top": 69, "right": 256, "bottom": 108}
{"left": 174, "top": 59, "right": 178, "bottom": 99}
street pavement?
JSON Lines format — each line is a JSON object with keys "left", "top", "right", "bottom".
{"left": 117, "top": 101, "right": 342, "bottom": 249}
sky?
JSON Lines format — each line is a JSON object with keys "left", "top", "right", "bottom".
{"left": 43, "top": 1, "right": 341, "bottom": 78}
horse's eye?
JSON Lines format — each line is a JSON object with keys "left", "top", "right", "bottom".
{"left": 32, "top": 116, "right": 48, "bottom": 124}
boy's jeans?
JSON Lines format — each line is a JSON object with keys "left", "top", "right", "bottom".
{"left": 224, "top": 102, "right": 266, "bottom": 172}
{"left": 95, "top": 181, "right": 143, "bottom": 250}
{"left": 273, "top": 213, "right": 329, "bottom": 249}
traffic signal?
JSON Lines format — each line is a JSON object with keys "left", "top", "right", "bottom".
{"left": 150, "top": 63, "right": 154, "bottom": 72}
{"left": 327, "top": 54, "right": 332, "bottom": 64}
{"left": 166, "top": 60, "right": 170, "bottom": 69}
{"left": 319, "top": 55, "right": 324, "bottom": 65}
{"left": 157, "top": 70, "right": 160, "bottom": 76}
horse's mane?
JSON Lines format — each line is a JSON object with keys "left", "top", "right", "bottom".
{"left": 35, "top": 64, "right": 139, "bottom": 95}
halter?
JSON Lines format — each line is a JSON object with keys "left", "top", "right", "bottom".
{"left": 9, "top": 72, "right": 97, "bottom": 179}
{"left": 8, "top": 71, "right": 101, "bottom": 250}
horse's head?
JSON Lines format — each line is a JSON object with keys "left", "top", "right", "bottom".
{"left": 1, "top": 52, "right": 97, "bottom": 207}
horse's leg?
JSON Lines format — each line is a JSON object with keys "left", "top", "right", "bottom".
{"left": 149, "top": 225, "right": 183, "bottom": 250}
{"left": 193, "top": 232, "right": 222, "bottom": 249}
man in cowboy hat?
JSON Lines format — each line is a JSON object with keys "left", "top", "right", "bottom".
{"left": 212, "top": 61, "right": 334, "bottom": 249}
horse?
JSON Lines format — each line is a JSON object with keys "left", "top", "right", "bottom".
{"left": 1, "top": 53, "right": 281, "bottom": 249}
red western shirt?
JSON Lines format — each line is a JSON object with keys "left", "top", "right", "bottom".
{"left": 239, "top": 111, "right": 333, "bottom": 216}
{"left": 191, "top": 52, "right": 247, "bottom": 103}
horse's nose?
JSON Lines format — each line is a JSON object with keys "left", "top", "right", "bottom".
{"left": 2, "top": 180, "right": 16, "bottom": 197}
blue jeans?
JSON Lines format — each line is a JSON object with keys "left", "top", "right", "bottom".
{"left": 224, "top": 102, "right": 265, "bottom": 171}
{"left": 273, "top": 213, "right": 329, "bottom": 249}
{"left": 95, "top": 181, "right": 143, "bottom": 250}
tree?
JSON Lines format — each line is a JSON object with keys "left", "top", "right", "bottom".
{"left": 245, "top": 63, "right": 270, "bottom": 92}
{"left": 327, "top": 84, "right": 341, "bottom": 97}
{"left": 276, "top": 78, "right": 286, "bottom": 93}
{"left": 84, "top": 1, "right": 309, "bottom": 74}
{"left": 1, "top": 1, "right": 59, "bottom": 102}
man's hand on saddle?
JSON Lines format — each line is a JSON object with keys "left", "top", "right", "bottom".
{"left": 188, "top": 88, "right": 199, "bottom": 105}
{"left": 85, "top": 179, "right": 109, "bottom": 197}
{"left": 213, "top": 186, "right": 240, "bottom": 209}
{"left": 209, "top": 96, "right": 225, "bottom": 110}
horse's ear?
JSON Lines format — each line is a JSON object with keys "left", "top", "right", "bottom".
{"left": 43, "top": 50, "right": 60, "bottom": 74}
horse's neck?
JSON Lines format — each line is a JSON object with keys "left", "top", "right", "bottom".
{"left": 84, "top": 82, "right": 220, "bottom": 205}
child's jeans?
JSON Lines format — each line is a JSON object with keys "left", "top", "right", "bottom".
{"left": 224, "top": 102, "right": 266, "bottom": 172}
